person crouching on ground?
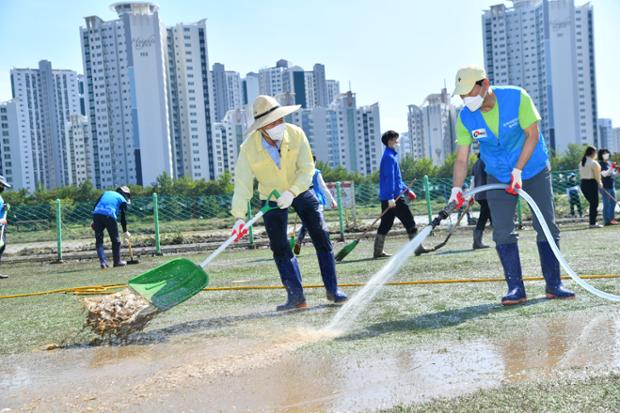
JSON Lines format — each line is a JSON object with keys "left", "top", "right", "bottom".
{"left": 0, "top": 175, "right": 11, "bottom": 279}
{"left": 92, "top": 186, "right": 131, "bottom": 269}
{"left": 449, "top": 65, "right": 574, "bottom": 305}
{"left": 373, "top": 130, "right": 427, "bottom": 258}
{"left": 230, "top": 95, "right": 347, "bottom": 311}
{"left": 293, "top": 155, "right": 337, "bottom": 255}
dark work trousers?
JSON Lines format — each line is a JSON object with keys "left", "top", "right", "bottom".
{"left": 262, "top": 190, "right": 339, "bottom": 297}
{"left": 0, "top": 227, "right": 6, "bottom": 262}
{"left": 263, "top": 191, "right": 332, "bottom": 257}
{"left": 377, "top": 198, "right": 417, "bottom": 236}
{"left": 580, "top": 179, "right": 600, "bottom": 225}
{"left": 476, "top": 199, "right": 492, "bottom": 232}
{"left": 93, "top": 213, "right": 121, "bottom": 264}
{"left": 487, "top": 168, "right": 559, "bottom": 245}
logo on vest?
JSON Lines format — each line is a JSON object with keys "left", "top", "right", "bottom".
{"left": 503, "top": 117, "right": 519, "bottom": 129}
{"left": 472, "top": 128, "right": 487, "bottom": 140}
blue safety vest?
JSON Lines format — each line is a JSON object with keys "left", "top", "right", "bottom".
{"left": 93, "top": 191, "right": 127, "bottom": 220}
{"left": 459, "top": 86, "right": 549, "bottom": 183}
{"left": 312, "top": 169, "right": 327, "bottom": 206}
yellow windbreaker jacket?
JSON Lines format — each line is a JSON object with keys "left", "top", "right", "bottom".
{"left": 230, "top": 123, "right": 314, "bottom": 219}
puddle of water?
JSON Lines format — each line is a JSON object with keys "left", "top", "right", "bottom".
{"left": 1, "top": 313, "right": 619, "bottom": 412}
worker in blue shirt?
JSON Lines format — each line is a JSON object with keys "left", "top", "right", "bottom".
{"left": 92, "top": 186, "right": 131, "bottom": 269}
{"left": 374, "top": 130, "right": 426, "bottom": 258}
{"left": 0, "top": 175, "right": 11, "bottom": 279}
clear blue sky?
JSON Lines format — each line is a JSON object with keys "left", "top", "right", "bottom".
{"left": 1, "top": 0, "right": 618, "bottom": 133}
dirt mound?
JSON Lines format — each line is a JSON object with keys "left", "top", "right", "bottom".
{"left": 83, "top": 289, "right": 159, "bottom": 339}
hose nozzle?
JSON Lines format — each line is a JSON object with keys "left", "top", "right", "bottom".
{"left": 431, "top": 201, "right": 457, "bottom": 228}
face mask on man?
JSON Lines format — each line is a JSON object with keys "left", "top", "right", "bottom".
{"left": 603, "top": 153, "right": 610, "bottom": 161}
{"left": 265, "top": 123, "right": 286, "bottom": 141}
{"left": 463, "top": 85, "right": 488, "bottom": 112}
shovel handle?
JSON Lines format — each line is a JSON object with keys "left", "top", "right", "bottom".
{"left": 199, "top": 189, "right": 281, "bottom": 270}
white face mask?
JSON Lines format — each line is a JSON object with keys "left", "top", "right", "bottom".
{"left": 463, "top": 87, "right": 488, "bottom": 112}
{"left": 265, "top": 123, "right": 286, "bottom": 141}
{"left": 603, "top": 153, "right": 610, "bottom": 161}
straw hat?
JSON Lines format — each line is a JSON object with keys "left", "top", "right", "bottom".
{"left": 0, "top": 175, "right": 11, "bottom": 188}
{"left": 246, "top": 95, "right": 301, "bottom": 135}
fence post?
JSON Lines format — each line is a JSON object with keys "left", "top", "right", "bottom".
{"left": 153, "top": 192, "right": 162, "bottom": 255}
{"left": 247, "top": 200, "right": 255, "bottom": 248}
{"left": 424, "top": 175, "right": 433, "bottom": 224}
{"left": 517, "top": 196, "right": 523, "bottom": 229}
{"left": 336, "top": 181, "right": 345, "bottom": 241}
{"left": 55, "top": 198, "right": 63, "bottom": 263}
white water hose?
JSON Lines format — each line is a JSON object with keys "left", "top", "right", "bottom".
{"left": 466, "top": 184, "right": 620, "bottom": 302}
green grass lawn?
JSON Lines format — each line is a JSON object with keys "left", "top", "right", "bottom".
{"left": 1, "top": 222, "right": 619, "bottom": 411}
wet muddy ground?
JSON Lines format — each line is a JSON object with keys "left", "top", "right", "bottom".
{"left": 2, "top": 310, "right": 619, "bottom": 412}
{"left": 2, "top": 227, "right": 620, "bottom": 412}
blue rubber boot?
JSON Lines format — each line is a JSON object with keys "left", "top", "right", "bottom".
{"left": 496, "top": 243, "right": 527, "bottom": 305}
{"left": 274, "top": 256, "right": 307, "bottom": 311}
{"left": 96, "top": 244, "right": 108, "bottom": 269}
{"left": 537, "top": 241, "right": 575, "bottom": 300}
{"left": 316, "top": 250, "right": 348, "bottom": 303}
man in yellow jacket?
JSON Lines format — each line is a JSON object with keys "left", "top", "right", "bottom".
{"left": 231, "top": 95, "right": 348, "bottom": 311}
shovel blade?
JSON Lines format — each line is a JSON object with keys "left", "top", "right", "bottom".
{"left": 335, "top": 239, "right": 359, "bottom": 262}
{"left": 128, "top": 258, "right": 208, "bottom": 311}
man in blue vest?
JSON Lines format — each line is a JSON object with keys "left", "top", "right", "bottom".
{"left": 92, "top": 186, "right": 131, "bottom": 269}
{"left": 449, "top": 66, "right": 574, "bottom": 305}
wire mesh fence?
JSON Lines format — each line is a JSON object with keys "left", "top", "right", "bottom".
{"left": 3, "top": 169, "right": 617, "bottom": 260}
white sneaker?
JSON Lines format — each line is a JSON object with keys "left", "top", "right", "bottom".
{"left": 589, "top": 224, "right": 603, "bottom": 229}
{"left": 0, "top": 274, "right": 8, "bottom": 279}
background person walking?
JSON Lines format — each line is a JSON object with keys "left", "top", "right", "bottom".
{"left": 471, "top": 153, "right": 491, "bottom": 249}
{"left": 373, "top": 130, "right": 425, "bottom": 259}
{"left": 0, "top": 176, "right": 11, "bottom": 279}
{"left": 579, "top": 146, "right": 602, "bottom": 228}
{"left": 598, "top": 148, "right": 618, "bottom": 225}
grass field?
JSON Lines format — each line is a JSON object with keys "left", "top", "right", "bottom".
{"left": 1, "top": 222, "right": 620, "bottom": 412}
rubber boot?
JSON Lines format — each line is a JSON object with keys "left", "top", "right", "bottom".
{"left": 373, "top": 234, "right": 391, "bottom": 259}
{"left": 96, "top": 244, "right": 109, "bottom": 269}
{"left": 410, "top": 230, "right": 429, "bottom": 256}
{"left": 316, "top": 250, "right": 347, "bottom": 303}
{"left": 496, "top": 243, "right": 527, "bottom": 305}
{"left": 473, "top": 229, "right": 489, "bottom": 249}
{"left": 537, "top": 241, "right": 575, "bottom": 300}
{"left": 274, "top": 256, "right": 307, "bottom": 311}
{"left": 112, "top": 241, "right": 126, "bottom": 267}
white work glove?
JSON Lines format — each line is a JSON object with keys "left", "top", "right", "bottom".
{"left": 387, "top": 199, "right": 396, "bottom": 208}
{"left": 506, "top": 168, "right": 522, "bottom": 196}
{"left": 276, "top": 191, "right": 295, "bottom": 209}
{"left": 449, "top": 187, "right": 465, "bottom": 209}
{"left": 231, "top": 219, "right": 248, "bottom": 242}
{"left": 123, "top": 231, "right": 131, "bottom": 240}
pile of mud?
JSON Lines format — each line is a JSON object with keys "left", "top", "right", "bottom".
{"left": 83, "top": 289, "right": 159, "bottom": 339}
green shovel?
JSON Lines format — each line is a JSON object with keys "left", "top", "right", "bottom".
{"left": 128, "top": 190, "right": 280, "bottom": 311}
